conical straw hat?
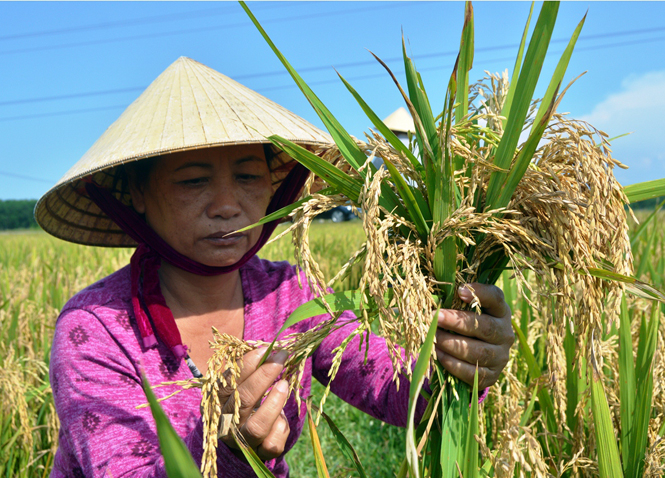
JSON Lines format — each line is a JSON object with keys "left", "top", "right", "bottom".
{"left": 35, "top": 57, "right": 333, "bottom": 247}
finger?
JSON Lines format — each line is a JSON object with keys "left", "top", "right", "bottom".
{"left": 216, "top": 347, "right": 269, "bottom": 402}
{"left": 459, "top": 283, "right": 510, "bottom": 319}
{"left": 436, "top": 350, "right": 499, "bottom": 390}
{"left": 256, "top": 410, "right": 290, "bottom": 461}
{"left": 435, "top": 330, "right": 509, "bottom": 369}
{"left": 437, "top": 309, "right": 513, "bottom": 345}
{"left": 239, "top": 379, "right": 289, "bottom": 450}
{"left": 221, "top": 350, "right": 289, "bottom": 424}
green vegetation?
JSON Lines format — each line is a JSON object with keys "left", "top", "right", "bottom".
{"left": 631, "top": 196, "right": 665, "bottom": 210}
{"left": 239, "top": 1, "right": 665, "bottom": 476}
{"left": 2, "top": 214, "right": 665, "bottom": 476}
{"left": 0, "top": 199, "right": 38, "bottom": 230}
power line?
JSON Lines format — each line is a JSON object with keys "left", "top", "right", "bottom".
{"left": 0, "top": 104, "right": 126, "bottom": 123}
{"left": 0, "top": 3, "right": 408, "bottom": 56}
{"left": 0, "top": 170, "right": 53, "bottom": 184}
{"left": 0, "top": 5, "right": 239, "bottom": 42}
{"left": 0, "top": 87, "right": 143, "bottom": 107}
{"left": 4, "top": 21, "right": 665, "bottom": 107}
{"left": 3, "top": 33, "right": 665, "bottom": 123}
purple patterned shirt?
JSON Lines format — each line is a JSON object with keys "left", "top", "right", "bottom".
{"left": 50, "top": 256, "right": 421, "bottom": 477}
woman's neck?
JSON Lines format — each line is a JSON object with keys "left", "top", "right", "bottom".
{"left": 157, "top": 260, "right": 244, "bottom": 318}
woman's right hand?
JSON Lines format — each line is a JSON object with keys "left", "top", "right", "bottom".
{"left": 216, "top": 348, "right": 291, "bottom": 460}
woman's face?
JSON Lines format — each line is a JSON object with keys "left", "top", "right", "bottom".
{"left": 130, "top": 145, "right": 272, "bottom": 267}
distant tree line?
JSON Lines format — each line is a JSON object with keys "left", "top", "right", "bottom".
{"left": 0, "top": 199, "right": 39, "bottom": 230}
{"left": 631, "top": 196, "right": 665, "bottom": 210}
{"left": 0, "top": 195, "right": 661, "bottom": 231}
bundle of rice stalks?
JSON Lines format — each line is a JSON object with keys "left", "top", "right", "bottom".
{"left": 150, "top": 2, "right": 665, "bottom": 476}
{"left": 234, "top": 2, "right": 665, "bottom": 476}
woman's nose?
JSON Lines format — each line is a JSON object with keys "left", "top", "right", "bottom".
{"left": 206, "top": 183, "right": 242, "bottom": 219}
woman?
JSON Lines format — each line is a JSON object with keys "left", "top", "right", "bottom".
{"left": 37, "top": 57, "right": 514, "bottom": 477}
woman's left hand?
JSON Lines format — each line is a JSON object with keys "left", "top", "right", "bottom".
{"left": 435, "top": 283, "right": 514, "bottom": 390}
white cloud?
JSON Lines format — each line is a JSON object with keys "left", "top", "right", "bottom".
{"left": 579, "top": 71, "right": 665, "bottom": 185}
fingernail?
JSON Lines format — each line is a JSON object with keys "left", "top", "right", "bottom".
{"left": 275, "top": 379, "right": 289, "bottom": 394}
{"left": 256, "top": 346, "right": 269, "bottom": 355}
{"left": 458, "top": 285, "right": 472, "bottom": 301}
{"left": 270, "top": 350, "right": 289, "bottom": 365}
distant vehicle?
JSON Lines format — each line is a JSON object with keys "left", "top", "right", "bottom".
{"left": 316, "top": 205, "right": 356, "bottom": 222}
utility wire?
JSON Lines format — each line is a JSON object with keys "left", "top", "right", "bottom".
{"left": 0, "top": 104, "right": 127, "bottom": 123}
{"left": 2, "top": 32, "right": 665, "bottom": 122}
{"left": 4, "top": 22, "right": 665, "bottom": 107}
{"left": 0, "top": 5, "right": 240, "bottom": 41}
{"left": 0, "top": 170, "right": 53, "bottom": 184}
{"left": 0, "top": 3, "right": 408, "bottom": 56}
{"left": 0, "top": 87, "right": 143, "bottom": 107}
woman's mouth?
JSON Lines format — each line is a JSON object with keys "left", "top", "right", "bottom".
{"left": 203, "top": 230, "right": 246, "bottom": 245}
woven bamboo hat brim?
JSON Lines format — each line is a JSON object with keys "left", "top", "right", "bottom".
{"left": 35, "top": 57, "right": 334, "bottom": 247}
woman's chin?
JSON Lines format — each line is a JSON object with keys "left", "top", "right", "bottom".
{"left": 194, "top": 250, "right": 249, "bottom": 268}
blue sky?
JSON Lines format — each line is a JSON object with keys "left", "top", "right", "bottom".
{"left": 1, "top": 1, "right": 664, "bottom": 200}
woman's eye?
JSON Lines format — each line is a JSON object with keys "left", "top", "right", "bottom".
{"left": 178, "top": 177, "right": 209, "bottom": 186}
{"left": 237, "top": 174, "right": 261, "bottom": 182}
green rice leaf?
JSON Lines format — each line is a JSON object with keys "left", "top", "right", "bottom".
{"left": 406, "top": 303, "right": 441, "bottom": 478}
{"left": 240, "top": 2, "right": 367, "bottom": 174}
{"left": 400, "top": 40, "right": 438, "bottom": 165}
{"left": 588, "top": 269, "right": 665, "bottom": 302}
{"left": 501, "top": 2, "right": 534, "bottom": 124}
{"left": 519, "top": 386, "right": 539, "bottom": 428}
{"left": 243, "top": 1, "right": 411, "bottom": 221}
{"left": 589, "top": 349, "right": 624, "bottom": 478}
{"left": 336, "top": 71, "right": 422, "bottom": 174}
{"left": 433, "top": 70, "right": 459, "bottom": 307}
{"left": 531, "top": 13, "right": 585, "bottom": 129}
{"left": 492, "top": 12, "right": 585, "bottom": 211}
{"left": 624, "top": 178, "right": 665, "bottom": 203}
{"left": 234, "top": 187, "right": 336, "bottom": 234}
{"left": 512, "top": 320, "right": 557, "bottom": 433}
{"left": 421, "top": 380, "right": 444, "bottom": 478}
{"left": 442, "top": 380, "right": 470, "bottom": 478}
{"left": 618, "top": 294, "right": 635, "bottom": 475}
{"left": 282, "top": 290, "right": 370, "bottom": 331}
{"left": 317, "top": 408, "right": 368, "bottom": 478}
{"left": 140, "top": 373, "right": 203, "bottom": 478}
{"left": 383, "top": 156, "right": 430, "bottom": 239}
{"left": 551, "top": 262, "right": 665, "bottom": 302}
{"left": 259, "top": 290, "right": 370, "bottom": 365}
{"left": 231, "top": 427, "right": 277, "bottom": 478}
{"left": 369, "top": 50, "right": 435, "bottom": 169}
{"left": 480, "top": 457, "right": 494, "bottom": 477}
{"left": 462, "top": 367, "right": 480, "bottom": 478}
{"left": 625, "top": 305, "right": 658, "bottom": 478}
{"left": 268, "top": 136, "right": 363, "bottom": 202}
{"left": 635, "top": 304, "right": 659, "bottom": 390}
{"left": 630, "top": 197, "right": 665, "bottom": 248}
{"left": 628, "top": 370, "right": 654, "bottom": 478}
{"left": 636, "top": 220, "right": 659, "bottom": 279}
{"left": 455, "top": 2, "right": 474, "bottom": 124}
{"left": 564, "top": 324, "right": 583, "bottom": 435}
{"left": 485, "top": 1, "right": 559, "bottom": 208}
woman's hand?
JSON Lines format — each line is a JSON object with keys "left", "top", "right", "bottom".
{"left": 435, "top": 283, "right": 514, "bottom": 390}
{"left": 216, "top": 348, "right": 291, "bottom": 460}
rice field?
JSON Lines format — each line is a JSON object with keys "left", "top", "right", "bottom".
{"left": 1, "top": 213, "right": 664, "bottom": 477}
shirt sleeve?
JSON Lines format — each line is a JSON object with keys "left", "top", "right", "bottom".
{"left": 49, "top": 308, "right": 255, "bottom": 478}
